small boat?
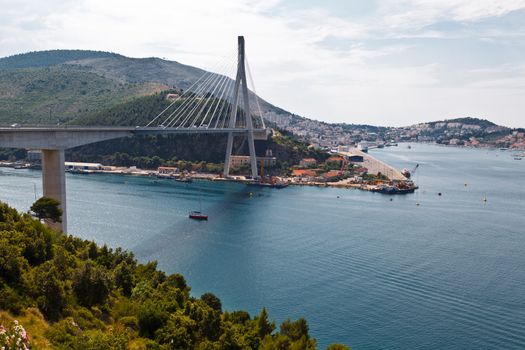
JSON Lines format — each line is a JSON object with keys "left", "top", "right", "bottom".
{"left": 175, "top": 176, "right": 193, "bottom": 183}
{"left": 514, "top": 157, "right": 522, "bottom": 160}
{"left": 247, "top": 181, "right": 288, "bottom": 189}
{"left": 189, "top": 211, "right": 208, "bottom": 220}
{"left": 189, "top": 182, "right": 207, "bottom": 220}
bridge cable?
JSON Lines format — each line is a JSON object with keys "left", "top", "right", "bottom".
{"left": 171, "top": 58, "right": 232, "bottom": 128}
{"left": 207, "top": 71, "right": 234, "bottom": 129}
{"left": 145, "top": 52, "right": 232, "bottom": 127}
{"left": 184, "top": 63, "right": 234, "bottom": 128}
{"left": 198, "top": 66, "right": 235, "bottom": 128}
{"left": 165, "top": 53, "right": 234, "bottom": 128}
{"left": 245, "top": 54, "right": 265, "bottom": 129}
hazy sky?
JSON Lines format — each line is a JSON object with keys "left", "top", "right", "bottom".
{"left": 1, "top": 0, "right": 524, "bottom": 127}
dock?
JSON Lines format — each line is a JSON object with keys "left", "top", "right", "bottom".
{"left": 339, "top": 148, "right": 407, "bottom": 181}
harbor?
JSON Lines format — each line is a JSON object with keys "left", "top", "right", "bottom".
{"left": 0, "top": 146, "right": 418, "bottom": 194}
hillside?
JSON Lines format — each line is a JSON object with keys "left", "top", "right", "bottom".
{"left": 67, "top": 91, "right": 328, "bottom": 171}
{"left": 0, "top": 65, "right": 167, "bottom": 124}
{"left": 0, "top": 50, "right": 289, "bottom": 126}
{"left": 0, "top": 201, "right": 349, "bottom": 349}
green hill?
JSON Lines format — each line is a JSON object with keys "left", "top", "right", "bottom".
{"left": 0, "top": 50, "right": 287, "bottom": 126}
{"left": 0, "top": 65, "right": 167, "bottom": 124}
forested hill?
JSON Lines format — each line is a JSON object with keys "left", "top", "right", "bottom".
{"left": 0, "top": 201, "right": 350, "bottom": 349}
{"left": 0, "top": 49, "right": 290, "bottom": 125}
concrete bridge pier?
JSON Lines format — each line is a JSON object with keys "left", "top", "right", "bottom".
{"left": 41, "top": 149, "right": 67, "bottom": 232}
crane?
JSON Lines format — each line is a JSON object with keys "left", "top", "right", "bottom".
{"left": 402, "top": 163, "right": 419, "bottom": 178}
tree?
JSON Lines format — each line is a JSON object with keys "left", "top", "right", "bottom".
{"left": 72, "top": 261, "right": 111, "bottom": 307}
{"left": 201, "top": 292, "right": 222, "bottom": 312}
{"left": 280, "top": 318, "right": 309, "bottom": 342}
{"left": 31, "top": 197, "right": 62, "bottom": 223}
{"left": 256, "top": 308, "right": 275, "bottom": 339}
{"left": 327, "top": 344, "right": 351, "bottom": 350}
{"left": 114, "top": 261, "right": 135, "bottom": 297}
{"left": 33, "top": 263, "right": 66, "bottom": 321}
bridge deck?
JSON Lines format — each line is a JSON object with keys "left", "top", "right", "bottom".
{"left": 0, "top": 126, "right": 269, "bottom": 149}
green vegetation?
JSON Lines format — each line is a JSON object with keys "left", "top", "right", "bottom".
{"left": 0, "top": 65, "right": 166, "bottom": 124}
{"left": 0, "top": 201, "right": 350, "bottom": 349}
{"left": 30, "top": 197, "right": 63, "bottom": 223}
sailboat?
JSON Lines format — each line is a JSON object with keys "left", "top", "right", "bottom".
{"left": 189, "top": 182, "right": 208, "bottom": 220}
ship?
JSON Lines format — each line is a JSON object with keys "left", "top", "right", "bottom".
{"left": 189, "top": 211, "right": 208, "bottom": 220}
{"left": 357, "top": 141, "right": 368, "bottom": 152}
{"left": 370, "top": 182, "right": 418, "bottom": 195}
{"left": 247, "top": 181, "right": 288, "bottom": 189}
{"left": 246, "top": 159, "right": 288, "bottom": 189}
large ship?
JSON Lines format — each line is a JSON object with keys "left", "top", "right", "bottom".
{"left": 370, "top": 181, "right": 418, "bottom": 195}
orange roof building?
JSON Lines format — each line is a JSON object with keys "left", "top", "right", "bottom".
{"left": 292, "top": 169, "right": 317, "bottom": 177}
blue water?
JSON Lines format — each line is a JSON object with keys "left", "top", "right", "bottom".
{"left": 1, "top": 144, "right": 524, "bottom": 349}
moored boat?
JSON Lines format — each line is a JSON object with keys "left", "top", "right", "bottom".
{"left": 189, "top": 211, "right": 208, "bottom": 220}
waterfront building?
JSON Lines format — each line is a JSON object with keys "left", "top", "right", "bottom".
{"left": 158, "top": 166, "right": 179, "bottom": 175}
{"left": 65, "top": 162, "right": 103, "bottom": 171}
{"left": 230, "top": 155, "right": 277, "bottom": 168}
{"left": 27, "top": 150, "right": 42, "bottom": 163}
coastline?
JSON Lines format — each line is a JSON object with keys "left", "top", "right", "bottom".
{"left": 0, "top": 147, "right": 419, "bottom": 194}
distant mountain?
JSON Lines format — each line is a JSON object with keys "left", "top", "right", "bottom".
{"left": 0, "top": 49, "right": 288, "bottom": 125}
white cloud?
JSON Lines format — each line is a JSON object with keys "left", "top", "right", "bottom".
{"left": 0, "top": 0, "right": 524, "bottom": 127}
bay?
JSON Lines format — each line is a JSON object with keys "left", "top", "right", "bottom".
{"left": 1, "top": 143, "right": 524, "bottom": 349}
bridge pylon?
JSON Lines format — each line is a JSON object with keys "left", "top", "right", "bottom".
{"left": 223, "top": 36, "right": 258, "bottom": 179}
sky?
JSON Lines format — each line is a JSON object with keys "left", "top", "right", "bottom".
{"left": 1, "top": 0, "right": 524, "bottom": 127}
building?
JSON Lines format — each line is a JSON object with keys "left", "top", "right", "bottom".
{"left": 166, "top": 93, "right": 180, "bottom": 100}
{"left": 346, "top": 155, "right": 364, "bottom": 162}
{"left": 27, "top": 150, "right": 42, "bottom": 163}
{"left": 299, "top": 158, "right": 317, "bottom": 167}
{"left": 158, "top": 166, "right": 179, "bottom": 175}
{"left": 230, "top": 155, "right": 277, "bottom": 168}
{"left": 64, "top": 162, "right": 103, "bottom": 171}
{"left": 292, "top": 169, "right": 317, "bottom": 177}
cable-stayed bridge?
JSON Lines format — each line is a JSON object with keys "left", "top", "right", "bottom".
{"left": 0, "top": 36, "right": 268, "bottom": 232}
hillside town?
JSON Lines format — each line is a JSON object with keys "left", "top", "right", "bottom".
{"left": 264, "top": 112, "right": 525, "bottom": 150}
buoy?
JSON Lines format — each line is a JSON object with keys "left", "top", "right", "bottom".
{"left": 249, "top": 192, "right": 253, "bottom": 197}
{"left": 337, "top": 196, "right": 340, "bottom": 198}
{"left": 438, "top": 192, "right": 442, "bottom": 196}
{"left": 464, "top": 183, "right": 468, "bottom": 187}
{"left": 389, "top": 198, "right": 393, "bottom": 201}
{"left": 416, "top": 202, "right": 420, "bottom": 206}
{"left": 483, "top": 197, "right": 487, "bottom": 202}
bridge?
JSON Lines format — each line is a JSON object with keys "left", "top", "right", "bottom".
{"left": 0, "top": 36, "right": 268, "bottom": 232}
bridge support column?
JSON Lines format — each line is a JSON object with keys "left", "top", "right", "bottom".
{"left": 224, "top": 132, "right": 234, "bottom": 177}
{"left": 223, "top": 36, "right": 259, "bottom": 179}
{"left": 42, "top": 149, "right": 67, "bottom": 232}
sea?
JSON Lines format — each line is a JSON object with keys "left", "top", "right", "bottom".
{"left": 1, "top": 143, "right": 524, "bottom": 349}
